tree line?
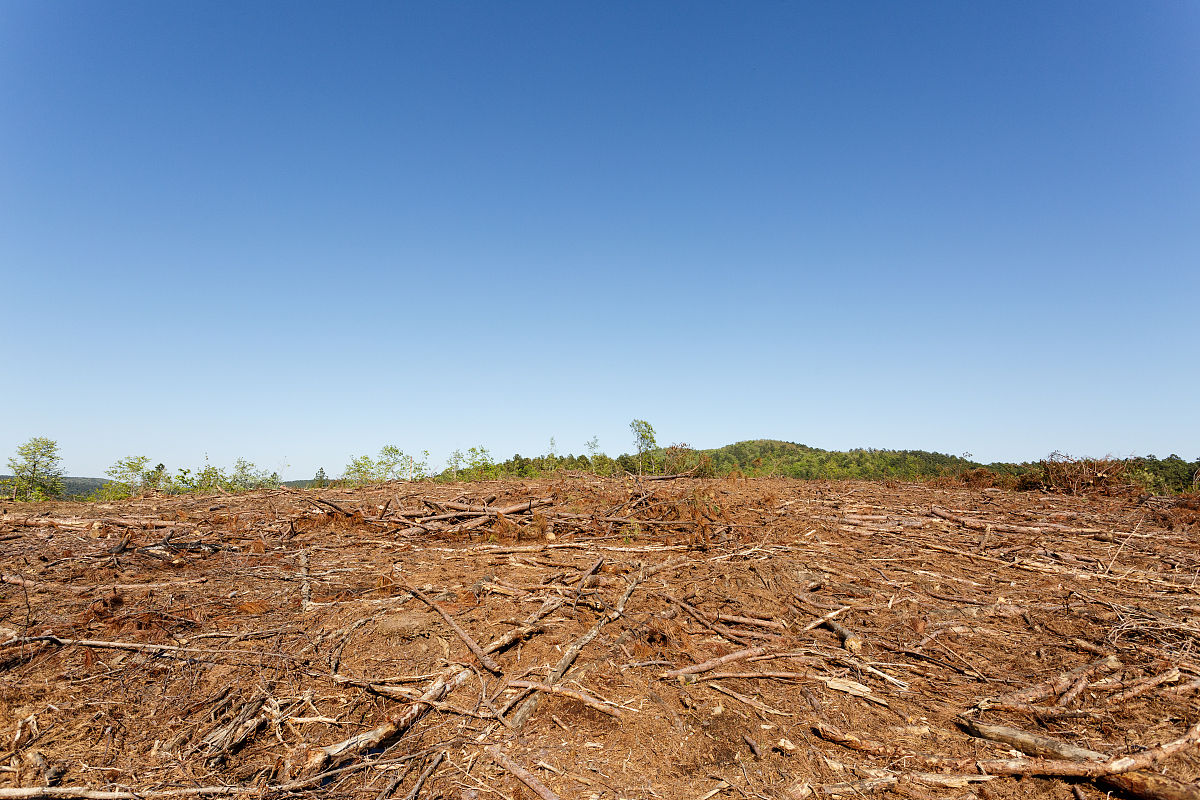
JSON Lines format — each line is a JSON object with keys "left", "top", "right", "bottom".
{"left": 5, "top": 423, "right": 1198, "bottom": 502}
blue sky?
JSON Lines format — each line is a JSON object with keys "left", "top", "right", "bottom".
{"left": 2, "top": 2, "right": 1197, "bottom": 477}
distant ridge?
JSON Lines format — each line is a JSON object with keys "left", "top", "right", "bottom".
{"left": 700, "top": 439, "right": 982, "bottom": 480}
{"left": 0, "top": 475, "right": 110, "bottom": 499}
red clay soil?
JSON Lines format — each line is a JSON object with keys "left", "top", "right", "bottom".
{"left": 1, "top": 477, "right": 1198, "bottom": 800}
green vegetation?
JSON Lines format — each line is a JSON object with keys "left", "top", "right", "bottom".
{"left": 4, "top": 437, "right": 65, "bottom": 500}
{"left": 704, "top": 439, "right": 978, "bottom": 480}
{"left": 629, "top": 419, "right": 656, "bottom": 475}
{"left": 341, "top": 445, "right": 431, "bottom": 486}
{"left": 5, "top": 423, "right": 1197, "bottom": 502}
{"left": 86, "top": 455, "right": 282, "bottom": 500}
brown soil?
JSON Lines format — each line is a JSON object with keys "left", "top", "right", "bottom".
{"left": 2, "top": 477, "right": 1198, "bottom": 800}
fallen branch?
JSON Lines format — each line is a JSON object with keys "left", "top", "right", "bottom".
{"left": 405, "top": 585, "right": 502, "bottom": 674}
{"left": 398, "top": 751, "right": 445, "bottom": 800}
{"left": 486, "top": 746, "right": 563, "bottom": 800}
{"left": 1106, "top": 668, "right": 1181, "bottom": 704}
{"left": 978, "top": 722, "right": 1200, "bottom": 776}
{"left": 506, "top": 680, "right": 622, "bottom": 718}
{"left": 301, "top": 602, "right": 561, "bottom": 776}
{"left": 509, "top": 572, "right": 642, "bottom": 728}
{"left": 709, "top": 683, "right": 793, "bottom": 716}
{"left": 961, "top": 718, "right": 1200, "bottom": 800}
{"left": 992, "top": 654, "right": 1121, "bottom": 705}
{"left": 813, "top": 722, "right": 971, "bottom": 769}
{"left": 802, "top": 606, "right": 852, "bottom": 632}
{"left": 821, "top": 619, "right": 864, "bottom": 654}
{"left": 661, "top": 646, "right": 768, "bottom": 679}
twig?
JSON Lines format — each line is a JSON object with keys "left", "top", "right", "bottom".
{"left": 813, "top": 722, "right": 971, "bottom": 769}
{"left": 299, "top": 549, "right": 312, "bottom": 612}
{"left": 716, "top": 613, "right": 786, "bottom": 631}
{"left": 398, "top": 751, "right": 445, "bottom": 800}
{"left": 373, "top": 762, "right": 414, "bottom": 800}
{"left": 802, "top": 606, "right": 851, "bottom": 632}
{"left": 708, "top": 683, "right": 793, "bottom": 716}
{"left": 666, "top": 595, "right": 755, "bottom": 646}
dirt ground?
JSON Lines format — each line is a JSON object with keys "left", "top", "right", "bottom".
{"left": 2, "top": 477, "right": 1198, "bottom": 800}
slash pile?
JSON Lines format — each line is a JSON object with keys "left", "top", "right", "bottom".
{"left": 1, "top": 477, "right": 1198, "bottom": 800}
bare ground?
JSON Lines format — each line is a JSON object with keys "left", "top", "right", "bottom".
{"left": 1, "top": 477, "right": 1198, "bottom": 800}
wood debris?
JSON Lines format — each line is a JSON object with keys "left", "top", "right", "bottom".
{"left": 1, "top": 477, "right": 1199, "bottom": 799}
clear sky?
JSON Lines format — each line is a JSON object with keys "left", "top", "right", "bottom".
{"left": 2, "top": 2, "right": 1197, "bottom": 478}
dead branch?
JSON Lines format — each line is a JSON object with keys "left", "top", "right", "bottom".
{"left": 486, "top": 746, "right": 563, "bottom": 800}
{"left": 821, "top": 618, "right": 864, "bottom": 654}
{"left": 801, "top": 605, "right": 852, "bottom": 632}
{"left": 661, "top": 646, "right": 769, "bottom": 678}
{"left": 961, "top": 718, "right": 1200, "bottom": 800}
{"left": 509, "top": 571, "right": 642, "bottom": 728}
{"left": 716, "top": 613, "right": 786, "bottom": 631}
{"left": 0, "top": 635, "right": 301, "bottom": 663}
{"left": 813, "top": 722, "right": 971, "bottom": 769}
{"left": 978, "top": 722, "right": 1200, "bottom": 776}
{"left": 664, "top": 594, "right": 756, "bottom": 646}
{"left": 300, "top": 668, "right": 472, "bottom": 776}
{"left": 1106, "top": 668, "right": 1182, "bottom": 704}
{"left": 398, "top": 751, "right": 445, "bottom": 800}
{"left": 405, "top": 585, "right": 502, "bottom": 673}
{"left": 506, "top": 680, "right": 622, "bottom": 718}
{"left": 992, "top": 654, "right": 1121, "bottom": 705}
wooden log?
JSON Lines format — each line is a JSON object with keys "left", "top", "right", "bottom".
{"left": 822, "top": 619, "right": 864, "bottom": 654}
{"left": 960, "top": 718, "right": 1200, "bottom": 800}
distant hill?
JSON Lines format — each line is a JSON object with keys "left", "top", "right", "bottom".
{"left": 700, "top": 439, "right": 982, "bottom": 480}
{"left": 0, "top": 475, "right": 111, "bottom": 499}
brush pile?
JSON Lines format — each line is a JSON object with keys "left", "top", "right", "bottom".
{"left": 2, "top": 477, "right": 1198, "bottom": 800}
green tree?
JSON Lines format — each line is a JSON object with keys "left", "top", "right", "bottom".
{"left": 447, "top": 449, "right": 464, "bottom": 481}
{"left": 228, "top": 458, "right": 276, "bottom": 491}
{"left": 342, "top": 454, "right": 378, "bottom": 486}
{"left": 375, "top": 446, "right": 405, "bottom": 481}
{"left": 145, "top": 463, "right": 167, "bottom": 490}
{"left": 7, "top": 437, "right": 65, "bottom": 501}
{"left": 101, "top": 455, "right": 152, "bottom": 499}
{"left": 312, "top": 467, "right": 328, "bottom": 488}
{"left": 464, "top": 446, "right": 495, "bottom": 480}
{"left": 630, "top": 419, "right": 657, "bottom": 475}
